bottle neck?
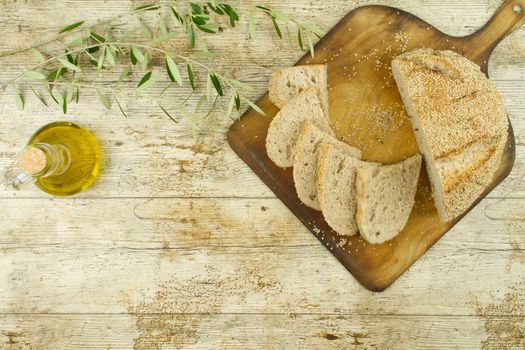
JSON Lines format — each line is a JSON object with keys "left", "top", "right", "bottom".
{"left": 21, "top": 143, "right": 71, "bottom": 178}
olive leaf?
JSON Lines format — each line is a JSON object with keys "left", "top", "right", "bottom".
{"left": 58, "top": 58, "right": 81, "bottom": 72}
{"left": 97, "top": 48, "right": 106, "bottom": 70}
{"left": 165, "top": 56, "right": 182, "bottom": 85}
{"left": 134, "top": 3, "right": 161, "bottom": 11}
{"left": 271, "top": 18, "right": 282, "bottom": 39}
{"left": 245, "top": 99, "right": 265, "bottom": 115}
{"left": 30, "top": 86, "right": 47, "bottom": 106}
{"left": 139, "top": 19, "right": 153, "bottom": 39}
{"left": 159, "top": 16, "right": 168, "bottom": 36}
{"left": 58, "top": 21, "right": 85, "bottom": 34}
{"left": 105, "top": 47, "right": 116, "bottom": 66}
{"left": 187, "top": 63, "right": 195, "bottom": 90}
{"left": 234, "top": 93, "right": 241, "bottom": 111}
{"left": 12, "top": 85, "right": 24, "bottom": 111}
{"left": 209, "top": 72, "right": 223, "bottom": 96}
{"left": 31, "top": 49, "right": 46, "bottom": 63}
{"left": 115, "top": 96, "right": 128, "bottom": 118}
{"left": 188, "top": 25, "right": 196, "bottom": 48}
{"left": 117, "top": 67, "right": 131, "bottom": 84}
{"left": 248, "top": 10, "right": 256, "bottom": 39}
{"left": 226, "top": 93, "right": 235, "bottom": 119}
{"left": 131, "top": 46, "right": 145, "bottom": 63}
{"left": 90, "top": 32, "right": 106, "bottom": 43}
{"left": 136, "top": 71, "right": 157, "bottom": 94}
{"left": 97, "top": 89, "right": 111, "bottom": 110}
{"left": 307, "top": 36, "right": 315, "bottom": 58}
{"left": 297, "top": 28, "right": 304, "bottom": 50}
{"left": 62, "top": 93, "right": 68, "bottom": 114}
{"left": 159, "top": 104, "right": 178, "bottom": 123}
{"left": 24, "top": 71, "right": 46, "bottom": 80}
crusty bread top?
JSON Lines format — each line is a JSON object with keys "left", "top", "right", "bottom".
{"left": 269, "top": 65, "right": 329, "bottom": 117}
{"left": 391, "top": 48, "right": 508, "bottom": 161}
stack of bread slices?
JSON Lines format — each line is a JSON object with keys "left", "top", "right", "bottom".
{"left": 265, "top": 48, "right": 509, "bottom": 244}
{"left": 265, "top": 65, "right": 422, "bottom": 244}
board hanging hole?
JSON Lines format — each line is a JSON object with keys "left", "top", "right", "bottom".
{"left": 514, "top": 4, "right": 523, "bottom": 14}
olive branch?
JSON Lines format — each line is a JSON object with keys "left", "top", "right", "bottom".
{"left": 0, "top": 1, "right": 324, "bottom": 138}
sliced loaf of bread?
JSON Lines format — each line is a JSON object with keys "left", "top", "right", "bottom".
{"left": 355, "top": 154, "right": 422, "bottom": 244}
{"left": 269, "top": 65, "right": 329, "bottom": 117}
{"left": 266, "top": 88, "right": 333, "bottom": 168}
{"left": 293, "top": 123, "right": 361, "bottom": 210}
{"left": 317, "top": 144, "right": 379, "bottom": 236}
{"left": 392, "top": 48, "right": 508, "bottom": 222}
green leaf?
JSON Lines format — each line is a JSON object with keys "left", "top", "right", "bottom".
{"left": 255, "top": 5, "right": 271, "bottom": 12}
{"left": 308, "top": 36, "right": 315, "bottom": 58}
{"left": 140, "top": 52, "right": 149, "bottom": 70}
{"left": 192, "top": 15, "right": 207, "bottom": 26}
{"left": 170, "top": 6, "right": 184, "bottom": 25}
{"left": 137, "top": 71, "right": 152, "bottom": 88}
{"left": 139, "top": 19, "right": 152, "bottom": 39}
{"left": 221, "top": 4, "right": 239, "bottom": 27}
{"left": 86, "top": 46, "right": 100, "bottom": 54}
{"left": 302, "top": 23, "right": 325, "bottom": 38}
{"left": 67, "top": 37, "right": 84, "bottom": 47}
{"left": 209, "top": 73, "right": 223, "bottom": 96}
{"left": 207, "top": 2, "right": 224, "bottom": 15}
{"left": 30, "top": 86, "right": 47, "bottom": 106}
{"left": 134, "top": 3, "right": 160, "bottom": 11}
{"left": 62, "top": 93, "right": 68, "bottom": 114}
{"left": 58, "top": 58, "right": 81, "bottom": 72}
{"left": 187, "top": 64, "right": 195, "bottom": 90}
{"left": 165, "top": 56, "right": 182, "bottom": 85}
{"left": 195, "top": 95, "right": 206, "bottom": 113}
{"left": 44, "top": 83, "right": 59, "bottom": 104}
{"left": 297, "top": 28, "right": 304, "bottom": 50}
{"left": 105, "top": 47, "right": 115, "bottom": 66}
{"left": 114, "top": 96, "right": 128, "bottom": 118}
{"left": 190, "top": 3, "right": 202, "bottom": 14}
{"left": 136, "top": 72, "right": 157, "bottom": 94}
{"left": 97, "top": 48, "right": 106, "bottom": 70}
{"left": 159, "top": 105, "right": 178, "bottom": 123}
{"left": 159, "top": 16, "right": 168, "bottom": 36}
{"left": 226, "top": 94, "right": 235, "bottom": 119}
{"left": 130, "top": 48, "right": 137, "bottom": 65}
{"left": 66, "top": 50, "right": 74, "bottom": 63}
{"left": 58, "top": 21, "right": 85, "bottom": 34}
{"left": 196, "top": 23, "right": 218, "bottom": 33}
{"left": 97, "top": 89, "right": 111, "bottom": 110}
{"left": 24, "top": 71, "right": 46, "bottom": 80}
{"left": 13, "top": 85, "right": 24, "bottom": 111}
{"left": 234, "top": 93, "right": 240, "bottom": 111}
{"left": 248, "top": 10, "right": 256, "bottom": 39}
{"left": 75, "top": 86, "right": 80, "bottom": 104}
{"left": 188, "top": 25, "right": 196, "bottom": 48}
{"left": 90, "top": 31, "right": 106, "bottom": 43}
{"left": 271, "top": 18, "right": 282, "bottom": 39}
{"left": 46, "top": 68, "right": 64, "bottom": 82}
{"left": 245, "top": 99, "right": 265, "bottom": 115}
{"left": 31, "top": 49, "right": 46, "bottom": 63}
{"left": 131, "top": 46, "right": 145, "bottom": 63}
{"left": 229, "top": 79, "right": 253, "bottom": 92}
{"left": 117, "top": 67, "right": 131, "bottom": 84}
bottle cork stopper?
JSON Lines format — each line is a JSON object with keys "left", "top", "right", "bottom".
{"left": 19, "top": 147, "right": 47, "bottom": 175}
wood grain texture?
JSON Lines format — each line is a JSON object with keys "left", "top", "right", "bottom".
{"left": 228, "top": 2, "right": 523, "bottom": 291}
{"left": 0, "top": 0, "right": 524, "bottom": 349}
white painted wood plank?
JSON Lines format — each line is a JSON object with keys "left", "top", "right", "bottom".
{"left": 2, "top": 313, "right": 519, "bottom": 350}
{"left": 0, "top": 197, "right": 523, "bottom": 315}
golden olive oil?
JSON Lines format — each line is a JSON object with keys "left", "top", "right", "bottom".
{"left": 27, "top": 122, "right": 100, "bottom": 196}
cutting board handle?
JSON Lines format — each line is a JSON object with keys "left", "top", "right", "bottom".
{"left": 460, "top": 0, "right": 525, "bottom": 62}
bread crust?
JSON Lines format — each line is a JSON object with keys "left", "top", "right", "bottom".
{"left": 392, "top": 48, "right": 508, "bottom": 222}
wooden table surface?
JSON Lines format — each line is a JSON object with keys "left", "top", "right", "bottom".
{"left": 0, "top": 1, "right": 524, "bottom": 349}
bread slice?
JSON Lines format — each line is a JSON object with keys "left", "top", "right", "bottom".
{"left": 392, "top": 48, "right": 508, "bottom": 222}
{"left": 293, "top": 123, "right": 361, "bottom": 210}
{"left": 266, "top": 88, "right": 333, "bottom": 168}
{"left": 269, "top": 65, "right": 329, "bottom": 117}
{"left": 355, "top": 154, "right": 422, "bottom": 244}
{"left": 317, "top": 144, "right": 378, "bottom": 236}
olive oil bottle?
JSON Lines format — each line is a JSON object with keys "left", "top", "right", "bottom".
{"left": 13, "top": 122, "right": 100, "bottom": 196}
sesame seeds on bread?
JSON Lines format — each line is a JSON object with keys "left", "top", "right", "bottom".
{"left": 392, "top": 48, "right": 509, "bottom": 222}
